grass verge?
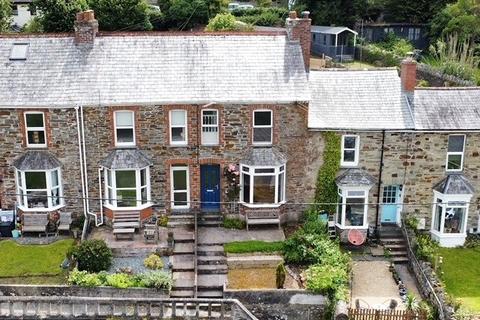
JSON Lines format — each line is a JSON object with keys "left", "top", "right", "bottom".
{"left": 439, "top": 247, "right": 480, "bottom": 312}
{"left": 224, "top": 240, "right": 283, "bottom": 254}
{"left": 0, "top": 239, "right": 75, "bottom": 278}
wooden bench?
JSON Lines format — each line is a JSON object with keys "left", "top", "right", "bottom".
{"left": 57, "top": 212, "right": 72, "bottom": 233}
{"left": 22, "top": 213, "right": 48, "bottom": 237}
{"left": 246, "top": 210, "right": 280, "bottom": 231}
{"left": 112, "top": 211, "right": 140, "bottom": 240}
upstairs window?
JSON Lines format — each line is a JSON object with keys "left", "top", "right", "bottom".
{"left": 341, "top": 135, "right": 359, "bottom": 167}
{"left": 114, "top": 111, "right": 135, "bottom": 147}
{"left": 170, "top": 110, "right": 187, "bottom": 146}
{"left": 446, "top": 135, "right": 465, "bottom": 172}
{"left": 253, "top": 110, "right": 272, "bottom": 145}
{"left": 25, "top": 112, "right": 46, "bottom": 148}
{"left": 201, "top": 109, "right": 219, "bottom": 145}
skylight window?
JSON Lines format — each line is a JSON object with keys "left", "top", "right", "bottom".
{"left": 10, "top": 43, "right": 29, "bottom": 61}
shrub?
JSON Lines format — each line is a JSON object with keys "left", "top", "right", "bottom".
{"left": 144, "top": 254, "right": 164, "bottom": 270}
{"left": 72, "top": 239, "right": 112, "bottom": 273}
{"left": 223, "top": 217, "right": 246, "bottom": 230}
{"left": 275, "top": 262, "right": 286, "bottom": 289}
{"left": 68, "top": 268, "right": 103, "bottom": 287}
{"left": 405, "top": 214, "right": 419, "bottom": 231}
{"left": 140, "top": 271, "right": 173, "bottom": 290}
{"left": 205, "top": 13, "right": 237, "bottom": 32}
{"left": 157, "top": 215, "right": 168, "bottom": 227}
{"left": 105, "top": 273, "right": 135, "bottom": 288}
{"left": 233, "top": 7, "right": 287, "bottom": 27}
{"left": 305, "top": 264, "right": 348, "bottom": 299}
{"left": 415, "top": 234, "right": 439, "bottom": 263}
{"left": 464, "top": 233, "right": 480, "bottom": 248}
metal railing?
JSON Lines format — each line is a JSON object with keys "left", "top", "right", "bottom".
{"left": 400, "top": 221, "right": 446, "bottom": 320}
{"left": 0, "top": 296, "right": 259, "bottom": 320}
{"left": 194, "top": 209, "right": 199, "bottom": 298}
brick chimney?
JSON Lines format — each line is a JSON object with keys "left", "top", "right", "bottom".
{"left": 74, "top": 10, "right": 98, "bottom": 45}
{"left": 401, "top": 56, "right": 417, "bottom": 93}
{"left": 286, "top": 11, "right": 312, "bottom": 71}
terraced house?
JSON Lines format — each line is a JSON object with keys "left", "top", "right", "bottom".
{"left": 0, "top": 10, "right": 313, "bottom": 231}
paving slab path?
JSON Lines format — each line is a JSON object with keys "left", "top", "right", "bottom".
{"left": 198, "top": 227, "right": 285, "bottom": 245}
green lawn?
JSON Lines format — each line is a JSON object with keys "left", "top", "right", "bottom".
{"left": 224, "top": 240, "right": 283, "bottom": 254}
{"left": 439, "top": 247, "right": 480, "bottom": 312}
{"left": 0, "top": 239, "right": 75, "bottom": 278}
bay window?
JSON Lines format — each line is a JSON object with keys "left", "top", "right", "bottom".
{"left": 431, "top": 191, "right": 471, "bottom": 247}
{"left": 16, "top": 168, "right": 63, "bottom": 210}
{"left": 104, "top": 167, "right": 150, "bottom": 208}
{"left": 336, "top": 188, "right": 368, "bottom": 228}
{"left": 240, "top": 164, "right": 285, "bottom": 206}
{"left": 171, "top": 166, "right": 190, "bottom": 209}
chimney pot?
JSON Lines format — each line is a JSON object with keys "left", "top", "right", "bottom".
{"left": 301, "top": 11, "right": 310, "bottom": 19}
{"left": 288, "top": 11, "right": 297, "bottom": 19}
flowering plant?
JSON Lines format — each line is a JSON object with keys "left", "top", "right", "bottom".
{"left": 224, "top": 164, "right": 240, "bottom": 202}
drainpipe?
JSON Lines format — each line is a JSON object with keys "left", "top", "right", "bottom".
{"left": 375, "top": 129, "right": 386, "bottom": 239}
{"left": 75, "top": 107, "right": 88, "bottom": 241}
{"left": 98, "top": 167, "right": 104, "bottom": 225}
{"left": 80, "top": 105, "right": 103, "bottom": 228}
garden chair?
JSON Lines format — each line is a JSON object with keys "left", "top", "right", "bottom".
{"left": 144, "top": 223, "right": 158, "bottom": 244}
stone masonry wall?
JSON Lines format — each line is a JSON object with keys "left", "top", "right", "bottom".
{"left": 0, "top": 103, "right": 315, "bottom": 224}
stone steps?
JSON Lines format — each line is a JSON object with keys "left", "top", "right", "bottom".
{"left": 174, "top": 243, "right": 195, "bottom": 254}
{"left": 197, "top": 255, "right": 227, "bottom": 266}
{"left": 171, "top": 254, "right": 195, "bottom": 272}
{"left": 196, "top": 290, "right": 224, "bottom": 298}
{"left": 169, "top": 289, "right": 195, "bottom": 298}
{"left": 197, "top": 274, "right": 227, "bottom": 290}
{"left": 197, "top": 245, "right": 224, "bottom": 256}
{"left": 197, "top": 264, "right": 228, "bottom": 275}
{"left": 198, "top": 213, "right": 223, "bottom": 227}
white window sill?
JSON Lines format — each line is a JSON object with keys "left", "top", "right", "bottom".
{"left": 335, "top": 223, "right": 368, "bottom": 230}
{"left": 19, "top": 204, "right": 65, "bottom": 212}
{"left": 430, "top": 230, "right": 466, "bottom": 247}
{"left": 26, "top": 145, "right": 48, "bottom": 149}
{"left": 340, "top": 163, "right": 359, "bottom": 168}
{"left": 252, "top": 143, "right": 273, "bottom": 147}
{"left": 115, "top": 144, "right": 136, "bottom": 148}
{"left": 104, "top": 203, "right": 152, "bottom": 211}
{"left": 239, "top": 201, "right": 285, "bottom": 209}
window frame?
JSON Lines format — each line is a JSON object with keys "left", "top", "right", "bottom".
{"left": 340, "top": 135, "right": 359, "bottom": 167}
{"left": 113, "top": 110, "right": 136, "bottom": 147}
{"left": 170, "top": 166, "right": 190, "bottom": 210}
{"left": 201, "top": 109, "right": 219, "bottom": 146}
{"left": 16, "top": 168, "right": 64, "bottom": 212}
{"left": 446, "top": 134, "right": 465, "bottom": 172}
{"left": 239, "top": 164, "right": 286, "bottom": 208}
{"left": 252, "top": 110, "right": 273, "bottom": 146}
{"left": 24, "top": 111, "right": 47, "bottom": 148}
{"left": 169, "top": 110, "right": 188, "bottom": 146}
{"left": 336, "top": 186, "right": 369, "bottom": 229}
{"left": 103, "top": 167, "right": 151, "bottom": 210}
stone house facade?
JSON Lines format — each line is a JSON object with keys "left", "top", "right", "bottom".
{"left": 309, "top": 62, "right": 480, "bottom": 247}
{"left": 0, "top": 10, "right": 313, "bottom": 227}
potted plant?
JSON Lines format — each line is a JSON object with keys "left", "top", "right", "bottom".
{"left": 12, "top": 223, "right": 21, "bottom": 238}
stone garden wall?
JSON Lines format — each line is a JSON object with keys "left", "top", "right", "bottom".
{"left": 417, "top": 63, "right": 476, "bottom": 87}
{"left": 224, "top": 289, "right": 326, "bottom": 320}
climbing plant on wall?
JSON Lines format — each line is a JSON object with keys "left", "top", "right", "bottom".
{"left": 314, "top": 132, "right": 341, "bottom": 213}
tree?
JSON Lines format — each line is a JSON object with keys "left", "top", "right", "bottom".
{"left": 383, "top": 0, "right": 452, "bottom": 24}
{"left": 88, "top": 0, "right": 153, "bottom": 31}
{"left": 205, "top": 12, "right": 236, "bottom": 31}
{"left": 158, "top": 0, "right": 227, "bottom": 30}
{"left": 294, "top": 0, "right": 368, "bottom": 28}
{"left": 256, "top": 0, "right": 272, "bottom": 7}
{"left": 34, "top": 0, "right": 88, "bottom": 32}
{"left": 0, "top": 0, "right": 12, "bottom": 32}
{"left": 430, "top": 0, "right": 480, "bottom": 42}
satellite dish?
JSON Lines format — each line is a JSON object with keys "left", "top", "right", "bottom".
{"left": 348, "top": 229, "right": 366, "bottom": 246}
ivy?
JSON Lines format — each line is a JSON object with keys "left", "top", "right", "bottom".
{"left": 314, "top": 132, "right": 341, "bottom": 213}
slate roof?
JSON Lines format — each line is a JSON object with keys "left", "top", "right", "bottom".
{"left": 433, "top": 174, "right": 474, "bottom": 195}
{"left": 308, "top": 69, "right": 414, "bottom": 130}
{"left": 101, "top": 149, "right": 153, "bottom": 169}
{"left": 13, "top": 151, "right": 62, "bottom": 170}
{"left": 413, "top": 88, "right": 480, "bottom": 130}
{"left": 311, "top": 26, "right": 358, "bottom": 35}
{"left": 0, "top": 34, "right": 309, "bottom": 108}
{"left": 240, "top": 147, "right": 287, "bottom": 166}
{"left": 336, "top": 168, "right": 376, "bottom": 187}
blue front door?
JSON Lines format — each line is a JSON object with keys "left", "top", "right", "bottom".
{"left": 201, "top": 165, "right": 220, "bottom": 212}
{"left": 381, "top": 185, "right": 400, "bottom": 224}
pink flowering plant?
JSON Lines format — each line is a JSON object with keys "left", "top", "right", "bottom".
{"left": 224, "top": 164, "right": 240, "bottom": 201}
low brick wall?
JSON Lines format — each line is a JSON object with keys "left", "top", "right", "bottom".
{"left": 0, "top": 284, "right": 169, "bottom": 299}
{"left": 224, "top": 289, "right": 326, "bottom": 320}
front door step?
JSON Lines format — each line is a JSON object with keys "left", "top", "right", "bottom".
{"left": 174, "top": 243, "right": 194, "bottom": 254}
{"left": 197, "top": 264, "right": 228, "bottom": 275}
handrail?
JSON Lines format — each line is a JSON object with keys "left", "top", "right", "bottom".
{"left": 0, "top": 296, "right": 259, "bottom": 320}
{"left": 194, "top": 208, "right": 198, "bottom": 298}
{"left": 400, "top": 220, "right": 445, "bottom": 320}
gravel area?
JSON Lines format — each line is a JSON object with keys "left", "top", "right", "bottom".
{"left": 109, "top": 254, "right": 170, "bottom": 274}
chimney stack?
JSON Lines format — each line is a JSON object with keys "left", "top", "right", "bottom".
{"left": 401, "top": 55, "right": 417, "bottom": 93}
{"left": 286, "top": 10, "right": 312, "bottom": 71}
{"left": 74, "top": 10, "right": 98, "bottom": 45}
